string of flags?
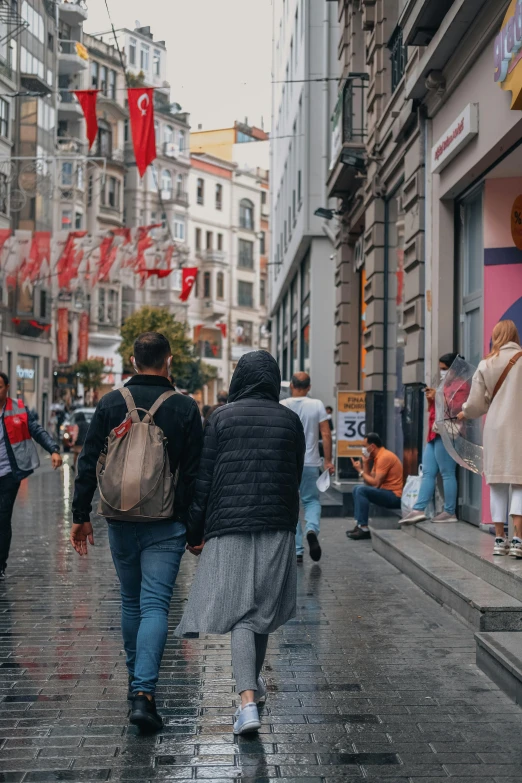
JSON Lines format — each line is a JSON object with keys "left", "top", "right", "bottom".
{"left": 0, "top": 226, "right": 199, "bottom": 302}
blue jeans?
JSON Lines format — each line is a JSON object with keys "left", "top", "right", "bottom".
{"left": 413, "top": 437, "right": 457, "bottom": 515}
{"left": 296, "top": 466, "right": 321, "bottom": 555}
{"left": 107, "top": 520, "right": 186, "bottom": 694}
{"left": 353, "top": 484, "right": 402, "bottom": 528}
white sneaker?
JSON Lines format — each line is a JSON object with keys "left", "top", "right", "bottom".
{"left": 509, "top": 538, "right": 522, "bottom": 559}
{"left": 233, "top": 702, "right": 261, "bottom": 735}
{"left": 399, "top": 510, "right": 427, "bottom": 526}
{"left": 432, "top": 512, "right": 458, "bottom": 523}
{"left": 493, "top": 537, "right": 510, "bottom": 556}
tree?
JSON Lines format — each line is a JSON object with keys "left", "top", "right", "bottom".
{"left": 176, "top": 358, "right": 217, "bottom": 395}
{"left": 73, "top": 358, "right": 105, "bottom": 396}
{"left": 118, "top": 306, "right": 215, "bottom": 393}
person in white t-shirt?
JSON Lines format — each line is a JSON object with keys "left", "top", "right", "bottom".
{"left": 281, "top": 372, "right": 335, "bottom": 563}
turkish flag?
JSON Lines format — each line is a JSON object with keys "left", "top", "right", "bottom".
{"left": 128, "top": 88, "right": 156, "bottom": 177}
{"left": 74, "top": 90, "right": 99, "bottom": 150}
{"left": 144, "top": 268, "right": 173, "bottom": 278}
{"left": 179, "top": 267, "right": 198, "bottom": 302}
{"left": 216, "top": 322, "right": 227, "bottom": 339}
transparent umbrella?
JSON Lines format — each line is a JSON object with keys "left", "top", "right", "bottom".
{"left": 434, "top": 356, "right": 483, "bottom": 475}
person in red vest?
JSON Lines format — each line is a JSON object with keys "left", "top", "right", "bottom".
{"left": 0, "top": 371, "right": 62, "bottom": 579}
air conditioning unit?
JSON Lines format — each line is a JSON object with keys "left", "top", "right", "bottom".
{"left": 164, "top": 142, "right": 178, "bottom": 158}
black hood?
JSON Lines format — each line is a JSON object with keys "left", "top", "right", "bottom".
{"left": 228, "top": 351, "right": 281, "bottom": 403}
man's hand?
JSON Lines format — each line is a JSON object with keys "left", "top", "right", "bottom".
{"left": 51, "top": 453, "right": 63, "bottom": 470}
{"left": 324, "top": 461, "right": 335, "bottom": 476}
{"left": 70, "top": 522, "right": 94, "bottom": 556}
{"left": 187, "top": 542, "right": 204, "bottom": 557}
{"left": 351, "top": 458, "right": 362, "bottom": 471}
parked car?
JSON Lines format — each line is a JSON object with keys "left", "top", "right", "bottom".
{"left": 61, "top": 408, "right": 95, "bottom": 452}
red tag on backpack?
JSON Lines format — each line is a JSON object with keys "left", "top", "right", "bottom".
{"left": 114, "top": 416, "right": 132, "bottom": 439}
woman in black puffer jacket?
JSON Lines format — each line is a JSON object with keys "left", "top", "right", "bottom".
{"left": 175, "top": 350, "right": 305, "bottom": 735}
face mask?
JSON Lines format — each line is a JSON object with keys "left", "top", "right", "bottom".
{"left": 440, "top": 370, "right": 448, "bottom": 381}
{"left": 362, "top": 447, "right": 370, "bottom": 459}
{"left": 132, "top": 359, "right": 139, "bottom": 373}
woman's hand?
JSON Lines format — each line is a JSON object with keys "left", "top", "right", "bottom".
{"left": 457, "top": 411, "right": 466, "bottom": 421}
{"left": 51, "top": 452, "right": 63, "bottom": 470}
{"left": 425, "top": 388, "right": 436, "bottom": 403}
{"left": 70, "top": 522, "right": 94, "bottom": 556}
{"left": 187, "top": 542, "right": 204, "bottom": 557}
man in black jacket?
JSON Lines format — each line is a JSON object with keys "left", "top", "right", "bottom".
{"left": 71, "top": 332, "right": 203, "bottom": 732}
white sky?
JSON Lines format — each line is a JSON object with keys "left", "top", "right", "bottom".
{"left": 87, "top": 0, "right": 273, "bottom": 132}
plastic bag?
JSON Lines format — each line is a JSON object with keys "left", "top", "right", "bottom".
{"left": 316, "top": 469, "right": 331, "bottom": 493}
{"left": 401, "top": 466, "right": 435, "bottom": 519}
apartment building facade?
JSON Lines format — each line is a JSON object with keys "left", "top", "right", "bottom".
{"left": 269, "top": 0, "right": 338, "bottom": 407}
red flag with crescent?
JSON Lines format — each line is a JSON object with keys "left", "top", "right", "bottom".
{"left": 74, "top": 90, "right": 99, "bottom": 150}
{"left": 128, "top": 88, "right": 156, "bottom": 177}
{"left": 179, "top": 267, "right": 198, "bottom": 302}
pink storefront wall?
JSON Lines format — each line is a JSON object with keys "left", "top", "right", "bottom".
{"left": 481, "top": 179, "right": 522, "bottom": 523}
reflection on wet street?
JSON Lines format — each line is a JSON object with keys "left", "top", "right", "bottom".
{"left": 2, "top": 461, "right": 522, "bottom": 781}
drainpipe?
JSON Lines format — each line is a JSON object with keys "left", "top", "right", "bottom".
{"left": 323, "top": 1, "right": 330, "bottom": 209}
{"left": 422, "top": 106, "right": 432, "bottom": 388}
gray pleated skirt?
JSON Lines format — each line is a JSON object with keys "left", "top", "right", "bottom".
{"left": 174, "top": 530, "right": 297, "bottom": 637}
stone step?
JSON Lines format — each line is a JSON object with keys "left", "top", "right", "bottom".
{"left": 371, "top": 527, "right": 522, "bottom": 631}
{"left": 406, "top": 521, "right": 522, "bottom": 603}
{"left": 476, "top": 632, "right": 522, "bottom": 706}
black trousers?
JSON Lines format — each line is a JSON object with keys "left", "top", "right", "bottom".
{"left": 0, "top": 473, "right": 21, "bottom": 571}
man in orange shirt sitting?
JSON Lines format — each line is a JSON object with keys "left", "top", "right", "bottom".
{"left": 347, "top": 433, "right": 404, "bottom": 541}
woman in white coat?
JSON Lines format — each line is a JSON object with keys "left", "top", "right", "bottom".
{"left": 459, "top": 320, "right": 522, "bottom": 558}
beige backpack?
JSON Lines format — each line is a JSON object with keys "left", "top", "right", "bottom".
{"left": 96, "top": 387, "right": 177, "bottom": 521}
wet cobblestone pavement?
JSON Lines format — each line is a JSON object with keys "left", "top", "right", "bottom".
{"left": 2, "top": 463, "right": 522, "bottom": 781}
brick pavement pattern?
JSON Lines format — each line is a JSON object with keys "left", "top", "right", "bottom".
{"left": 1, "top": 463, "right": 522, "bottom": 781}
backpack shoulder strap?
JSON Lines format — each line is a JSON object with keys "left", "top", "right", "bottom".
{"left": 119, "top": 387, "right": 140, "bottom": 423}
{"left": 148, "top": 389, "right": 177, "bottom": 419}
{"left": 491, "top": 351, "right": 522, "bottom": 403}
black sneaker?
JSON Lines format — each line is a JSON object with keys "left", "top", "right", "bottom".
{"left": 130, "top": 694, "right": 163, "bottom": 732}
{"left": 346, "top": 523, "right": 359, "bottom": 536}
{"left": 306, "top": 532, "right": 322, "bottom": 562}
{"left": 0, "top": 568, "right": 5, "bottom": 581}
{"left": 347, "top": 527, "right": 371, "bottom": 541}
{"left": 296, "top": 554, "right": 304, "bottom": 565}
{"left": 127, "top": 674, "right": 134, "bottom": 701}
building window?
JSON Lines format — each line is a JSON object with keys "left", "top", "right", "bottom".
{"left": 108, "top": 69, "right": 116, "bottom": 100}
{"left": 238, "top": 239, "right": 254, "bottom": 269}
{"left": 61, "top": 162, "right": 73, "bottom": 186}
{"left": 195, "top": 227, "right": 201, "bottom": 250}
{"left": 203, "top": 271, "right": 211, "bottom": 298}
{"left": 197, "top": 177, "right": 204, "bottom": 205}
{"left": 215, "top": 183, "right": 223, "bottom": 210}
{"left": 0, "top": 99, "right": 9, "bottom": 139}
{"left": 129, "top": 38, "right": 137, "bottom": 66}
{"left": 260, "top": 231, "right": 266, "bottom": 255}
{"left": 261, "top": 191, "right": 267, "bottom": 205}
{"left": 47, "top": 32, "right": 54, "bottom": 51}
{"left": 297, "top": 170, "right": 302, "bottom": 206}
{"left": 239, "top": 198, "right": 254, "bottom": 230}
{"left": 61, "top": 210, "right": 72, "bottom": 230}
{"left": 97, "top": 120, "right": 112, "bottom": 158}
{"left": 75, "top": 211, "right": 82, "bottom": 230}
{"left": 217, "top": 271, "right": 224, "bottom": 299}
{"left": 140, "top": 44, "right": 150, "bottom": 71}
{"left": 238, "top": 281, "right": 254, "bottom": 308}
{"left": 174, "top": 215, "right": 186, "bottom": 241}
{"left": 100, "top": 65, "right": 108, "bottom": 95}
{"left": 161, "top": 169, "right": 172, "bottom": 198}
{"left": 0, "top": 172, "right": 7, "bottom": 214}
{"left": 165, "top": 125, "right": 174, "bottom": 144}
{"left": 206, "top": 231, "right": 213, "bottom": 250}
{"left": 178, "top": 130, "right": 185, "bottom": 151}
{"left": 91, "top": 60, "right": 99, "bottom": 89}
{"left": 389, "top": 26, "right": 406, "bottom": 92}
{"left": 153, "top": 49, "right": 161, "bottom": 76}
{"left": 260, "top": 278, "right": 266, "bottom": 306}
{"left": 237, "top": 131, "right": 253, "bottom": 144}
{"left": 217, "top": 233, "right": 223, "bottom": 251}
{"left": 107, "top": 176, "right": 119, "bottom": 208}
{"left": 237, "top": 319, "right": 253, "bottom": 344}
